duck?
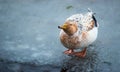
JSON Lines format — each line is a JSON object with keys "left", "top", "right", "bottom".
{"left": 58, "top": 9, "right": 98, "bottom": 58}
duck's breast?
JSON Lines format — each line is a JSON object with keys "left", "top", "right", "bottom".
{"left": 60, "top": 30, "right": 81, "bottom": 49}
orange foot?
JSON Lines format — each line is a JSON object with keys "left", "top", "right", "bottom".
{"left": 71, "top": 48, "right": 87, "bottom": 58}
{"left": 64, "top": 49, "right": 74, "bottom": 55}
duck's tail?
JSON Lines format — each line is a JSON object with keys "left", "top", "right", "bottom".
{"left": 87, "top": 8, "right": 96, "bottom": 15}
{"left": 87, "top": 8, "right": 98, "bottom": 27}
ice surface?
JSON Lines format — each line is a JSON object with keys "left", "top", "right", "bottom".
{"left": 0, "top": 0, "right": 68, "bottom": 66}
{"left": 0, "top": 0, "right": 120, "bottom": 72}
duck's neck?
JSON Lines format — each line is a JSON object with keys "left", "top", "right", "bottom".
{"left": 66, "top": 30, "right": 79, "bottom": 37}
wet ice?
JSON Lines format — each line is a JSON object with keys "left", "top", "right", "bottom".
{"left": 0, "top": 0, "right": 120, "bottom": 72}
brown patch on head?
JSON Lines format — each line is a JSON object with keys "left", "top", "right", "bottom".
{"left": 63, "top": 21, "right": 78, "bottom": 36}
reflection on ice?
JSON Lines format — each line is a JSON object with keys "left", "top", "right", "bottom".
{"left": 61, "top": 45, "right": 112, "bottom": 72}
{"left": 61, "top": 45, "right": 99, "bottom": 72}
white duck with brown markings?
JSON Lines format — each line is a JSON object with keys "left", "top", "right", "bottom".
{"left": 58, "top": 10, "right": 98, "bottom": 58}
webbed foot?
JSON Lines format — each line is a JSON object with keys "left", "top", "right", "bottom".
{"left": 64, "top": 49, "right": 74, "bottom": 55}
{"left": 71, "top": 48, "right": 87, "bottom": 58}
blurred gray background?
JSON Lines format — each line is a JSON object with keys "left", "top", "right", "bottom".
{"left": 0, "top": 0, "right": 120, "bottom": 72}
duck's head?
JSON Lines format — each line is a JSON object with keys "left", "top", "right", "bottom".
{"left": 58, "top": 21, "right": 78, "bottom": 36}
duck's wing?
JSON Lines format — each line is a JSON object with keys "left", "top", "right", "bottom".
{"left": 80, "top": 11, "right": 98, "bottom": 31}
{"left": 65, "top": 10, "right": 98, "bottom": 33}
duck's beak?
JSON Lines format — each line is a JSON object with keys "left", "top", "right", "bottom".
{"left": 58, "top": 24, "right": 67, "bottom": 29}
